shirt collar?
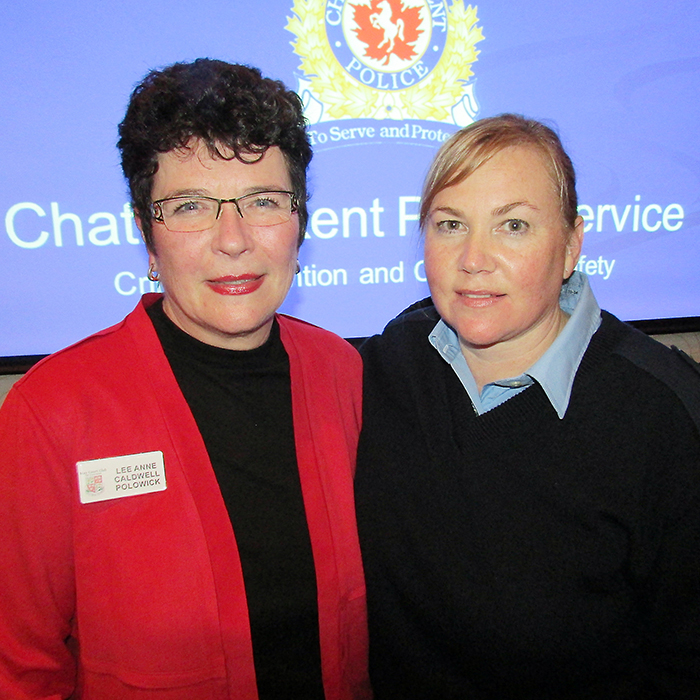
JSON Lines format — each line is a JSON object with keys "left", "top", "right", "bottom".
{"left": 429, "top": 271, "right": 601, "bottom": 418}
{"left": 527, "top": 272, "right": 601, "bottom": 417}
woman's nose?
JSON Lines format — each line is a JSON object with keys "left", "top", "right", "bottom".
{"left": 459, "top": 233, "right": 493, "bottom": 274}
{"left": 212, "top": 202, "right": 253, "bottom": 255}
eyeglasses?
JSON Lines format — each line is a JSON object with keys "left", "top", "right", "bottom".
{"left": 151, "top": 191, "right": 298, "bottom": 232}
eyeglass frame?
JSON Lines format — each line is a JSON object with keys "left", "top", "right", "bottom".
{"left": 150, "top": 190, "right": 299, "bottom": 232}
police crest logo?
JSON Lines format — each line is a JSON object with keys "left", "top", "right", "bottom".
{"left": 286, "top": 0, "right": 484, "bottom": 128}
{"left": 339, "top": 1, "right": 435, "bottom": 79}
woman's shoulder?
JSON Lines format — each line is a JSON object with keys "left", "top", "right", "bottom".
{"left": 10, "top": 300, "right": 152, "bottom": 405}
{"left": 358, "top": 300, "right": 443, "bottom": 400}
{"left": 599, "top": 310, "right": 700, "bottom": 425}
{"left": 361, "top": 298, "right": 440, "bottom": 359}
{"left": 602, "top": 311, "right": 700, "bottom": 376}
{"left": 277, "top": 313, "right": 361, "bottom": 364}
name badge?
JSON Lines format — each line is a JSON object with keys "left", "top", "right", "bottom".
{"left": 77, "top": 451, "right": 166, "bottom": 504}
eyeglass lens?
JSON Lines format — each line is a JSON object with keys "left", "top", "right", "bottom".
{"left": 158, "top": 192, "right": 293, "bottom": 231}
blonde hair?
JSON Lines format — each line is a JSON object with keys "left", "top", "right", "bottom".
{"left": 420, "top": 114, "right": 578, "bottom": 233}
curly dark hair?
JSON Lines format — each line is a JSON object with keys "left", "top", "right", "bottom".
{"left": 117, "top": 59, "right": 312, "bottom": 250}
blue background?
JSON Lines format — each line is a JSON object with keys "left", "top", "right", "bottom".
{"left": 2, "top": 0, "right": 698, "bottom": 357}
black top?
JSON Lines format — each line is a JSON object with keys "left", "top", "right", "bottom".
{"left": 148, "top": 301, "right": 325, "bottom": 700}
{"left": 355, "top": 304, "right": 700, "bottom": 699}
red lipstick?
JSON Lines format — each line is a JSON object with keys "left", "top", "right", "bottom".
{"left": 207, "top": 275, "right": 263, "bottom": 296}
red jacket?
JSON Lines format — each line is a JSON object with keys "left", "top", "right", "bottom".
{"left": 0, "top": 295, "right": 370, "bottom": 700}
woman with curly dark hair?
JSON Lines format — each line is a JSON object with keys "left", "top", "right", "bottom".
{"left": 0, "top": 59, "right": 370, "bottom": 700}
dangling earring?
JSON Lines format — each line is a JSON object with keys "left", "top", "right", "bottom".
{"left": 147, "top": 263, "right": 160, "bottom": 282}
{"left": 295, "top": 261, "right": 301, "bottom": 275}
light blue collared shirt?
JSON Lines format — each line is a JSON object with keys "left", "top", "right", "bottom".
{"left": 428, "top": 272, "right": 602, "bottom": 418}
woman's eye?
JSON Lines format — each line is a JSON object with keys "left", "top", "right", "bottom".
{"left": 171, "top": 199, "right": 209, "bottom": 216}
{"left": 436, "top": 219, "right": 464, "bottom": 233}
{"left": 248, "top": 194, "right": 282, "bottom": 210}
{"left": 503, "top": 218, "right": 528, "bottom": 234}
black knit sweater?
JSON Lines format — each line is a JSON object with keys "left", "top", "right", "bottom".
{"left": 355, "top": 304, "right": 700, "bottom": 699}
{"left": 147, "top": 301, "right": 324, "bottom": 700}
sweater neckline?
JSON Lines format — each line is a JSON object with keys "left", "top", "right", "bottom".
{"left": 146, "top": 298, "right": 284, "bottom": 372}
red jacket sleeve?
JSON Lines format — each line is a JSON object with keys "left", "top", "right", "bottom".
{"left": 0, "top": 385, "right": 78, "bottom": 699}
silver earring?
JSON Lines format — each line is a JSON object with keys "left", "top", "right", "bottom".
{"left": 147, "top": 263, "right": 160, "bottom": 282}
{"left": 295, "top": 261, "right": 301, "bottom": 274}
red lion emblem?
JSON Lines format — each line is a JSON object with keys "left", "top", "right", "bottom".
{"left": 350, "top": 0, "right": 424, "bottom": 65}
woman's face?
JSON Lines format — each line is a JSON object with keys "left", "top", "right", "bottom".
{"left": 146, "top": 142, "right": 299, "bottom": 351}
{"left": 424, "top": 145, "right": 583, "bottom": 361}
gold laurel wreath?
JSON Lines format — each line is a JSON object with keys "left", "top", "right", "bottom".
{"left": 286, "top": 0, "right": 484, "bottom": 121}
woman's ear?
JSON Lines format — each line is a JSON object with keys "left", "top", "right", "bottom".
{"left": 564, "top": 216, "right": 585, "bottom": 279}
{"left": 134, "top": 211, "right": 157, "bottom": 256}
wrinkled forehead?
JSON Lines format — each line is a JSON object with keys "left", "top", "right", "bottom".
{"left": 151, "top": 142, "right": 292, "bottom": 200}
